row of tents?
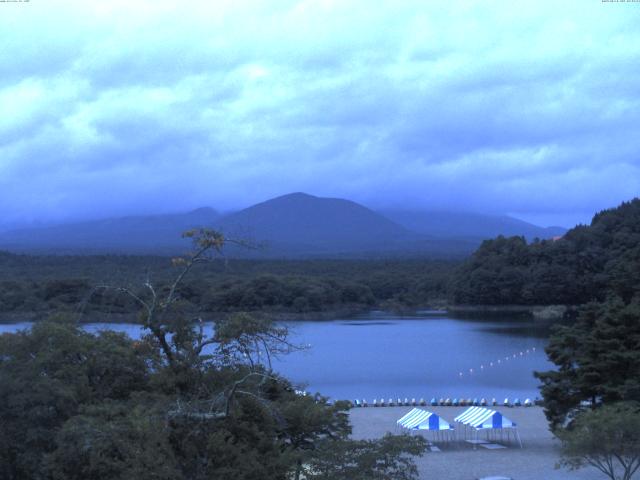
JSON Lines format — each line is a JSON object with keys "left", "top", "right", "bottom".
{"left": 396, "top": 406, "right": 522, "bottom": 448}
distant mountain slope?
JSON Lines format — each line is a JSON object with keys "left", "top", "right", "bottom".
{"left": 0, "top": 193, "right": 565, "bottom": 258}
{"left": 0, "top": 208, "right": 220, "bottom": 254}
{"left": 382, "top": 210, "right": 566, "bottom": 240}
{"left": 217, "top": 192, "right": 419, "bottom": 254}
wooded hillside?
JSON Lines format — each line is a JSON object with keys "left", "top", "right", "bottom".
{"left": 450, "top": 199, "right": 640, "bottom": 306}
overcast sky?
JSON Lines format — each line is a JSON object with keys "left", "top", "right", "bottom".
{"left": 1, "top": 0, "right": 639, "bottom": 229}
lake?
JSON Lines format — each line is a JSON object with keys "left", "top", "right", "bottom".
{"left": 0, "top": 311, "right": 553, "bottom": 402}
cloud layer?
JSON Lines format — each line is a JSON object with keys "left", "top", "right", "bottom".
{"left": 1, "top": 0, "right": 639, "bottom": 228}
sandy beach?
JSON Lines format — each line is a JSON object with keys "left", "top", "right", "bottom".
{"left": 349, "top": 406, "right": 604, "bottom": 480}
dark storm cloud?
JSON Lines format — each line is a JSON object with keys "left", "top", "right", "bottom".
{"left": 1, "top": 0, "right": 639, "bottom": 229}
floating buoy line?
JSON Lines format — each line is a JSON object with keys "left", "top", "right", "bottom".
{"left": 457, "top": 347, "right": 538, "bottom": 379}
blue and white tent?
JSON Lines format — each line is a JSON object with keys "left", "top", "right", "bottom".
{"left": 396, "top": 408, "right": 454, "bottom": 443}
{"left": 397, "top": 408, "right": 453, "bottom": 431}
{"left": 454, "top": 406, "right": 522, "bottom": 448}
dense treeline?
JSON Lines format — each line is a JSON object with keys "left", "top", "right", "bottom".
{"left": 450, "top": 199, "right": 640, "bottom": 306}
{"left": 0, "top": 254, "right": 455, "bottom": 320}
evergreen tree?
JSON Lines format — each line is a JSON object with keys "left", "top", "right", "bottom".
{"left": 535, "top": 297, "right": 640, "bottom": 429}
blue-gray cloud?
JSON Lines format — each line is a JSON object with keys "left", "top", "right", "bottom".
{"left": 1, "top": 0, "right": 639, "bottom": 229}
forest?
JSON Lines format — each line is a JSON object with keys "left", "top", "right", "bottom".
{"left": 0, "top": 254, "right": 455, "bottom": 322}
{"left": 450, "top": 199, "right": 640, "bottom": 307}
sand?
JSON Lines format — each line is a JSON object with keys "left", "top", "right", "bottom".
{"left": 349, "top": 406, "right": 605, "bottom": 480}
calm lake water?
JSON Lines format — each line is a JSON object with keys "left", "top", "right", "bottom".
{"left": 0, "top": 311, "right": 553, "bottom": 401}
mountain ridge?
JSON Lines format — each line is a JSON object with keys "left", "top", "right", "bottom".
{"left": 382, "top": 209, "right": 566, "bottom": 241}
{"left": 0, "top": 193, "right": 566, "bottom": 257}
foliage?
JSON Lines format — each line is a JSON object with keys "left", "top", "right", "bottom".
{"left": 0, "top": 230, "right": 426, "bottom": 480}
{"left": 304, "top": 434, "right": 427, "bottom": 480}
{"left": 536, "top": 298, "right": 640, "bottom": 429}
{"left": 535, "top": 298, "right": 640, "bottom": 430}
{"left": 46, "top": 402, "right": 180, "bottom": 480}
{"left": 0, "top": 318, "right": 151, "bottom": 479}
{"left": 450, "top": 198, "right": 640, "bottom": 306}
{"left": 558, "top": 402, "right": 640, "bottom": 480}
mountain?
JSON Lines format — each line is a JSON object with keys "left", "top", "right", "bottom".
{"left": 0, "top": 193, "right": 564, "bottom": 258}
{"left": 0, "top": 207, "right": 220, "bottom": 254}
{"left": 382, "top": 210, "right": 566, "bottom": 241}
{"left": 216, "top": 192, "right": 421, "bottom": 255}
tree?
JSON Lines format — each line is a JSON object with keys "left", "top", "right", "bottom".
{"left": 535, "top": 297, "right": 640, "bottom": 430}
{"left": 558, "top": 402, "right": 640, "bottom": 480}
{"left": 277, "top": 394, "right": 351, "bottom": 480}
{"left": 46, "top": 403, "right": 181, "bottom": 480}
{"left": 304, "top": 434, "right": 427, "bottom": 480}
{"left": 0, "top": 228, "right": 429, "bottom": 480}
{"left": 0, "top": 317, "right": 151, "bottom": 480}
{"left": 90, "top": 228, "right": 235, "bottom": 372}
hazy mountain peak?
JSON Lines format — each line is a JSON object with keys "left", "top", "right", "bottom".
{"left": 187, "top": 206, "right": 218, "bottom": 216}
{"left": 272, "top": 192, "right": 318, "bottom": 201}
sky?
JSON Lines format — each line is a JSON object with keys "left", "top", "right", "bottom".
{"left": 1, "top": 0, "right": 639, "bottom": 229}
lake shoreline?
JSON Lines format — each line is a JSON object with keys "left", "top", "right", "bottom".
{"left": 0, "top": 300, "right": 578, "bottom": 326}
{"left": 448, "top": 304, "right": 576, "bottom": 320}
{"left": 0, "top": 305, "right": 449, "bottom": 325}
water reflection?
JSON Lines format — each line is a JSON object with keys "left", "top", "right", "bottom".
{"left": 275, "top": 314, "right": 552, "bottom": 401}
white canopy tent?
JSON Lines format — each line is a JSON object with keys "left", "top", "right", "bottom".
{"left": 396, "top": 408, "right": 454, "bottom": 442}
{"left": 454, "top": 406, "right": 522, "bottom": 448}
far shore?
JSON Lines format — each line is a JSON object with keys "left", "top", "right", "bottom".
{"left": 349, "top": 406, "right": 601, "bottom": 480}
{"left": 0, "top": 307, "right": 379, "bottom": 325}
{"left": 448, "top": 304, "right": 576, "bottom": 320}
{"left": 0, "top": 304, "right": 574, "bottom": 325}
